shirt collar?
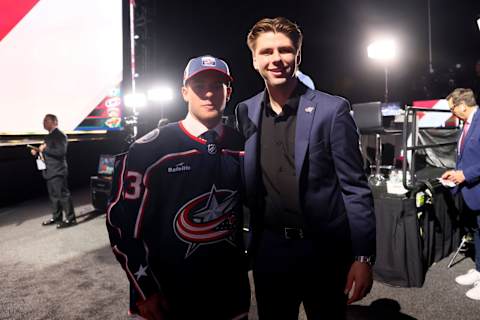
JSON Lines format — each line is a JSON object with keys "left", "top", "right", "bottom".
{"left": 262, "top": 81, "right": 308, "bottom": 116}
{"left": 466, "top": 107, "right": 478, "bottom": 124}
{"left": 182, "top": 113, "right": 223, "bottom": 137}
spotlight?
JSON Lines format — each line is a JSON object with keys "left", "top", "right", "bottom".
{"left": 367, "top": 39, "right": 397, "bottom": 62}
{"left": 367, "top": 38, "right": 398, "bottom": 103}
{"left": 124, "top": 92, "right": 147, "bottom": 109}
{"left": 147, "top": 86, "right": 174, "bottom": 102}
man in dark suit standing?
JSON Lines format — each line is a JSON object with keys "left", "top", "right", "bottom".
{"left": 236, "top": 17, "right": 376, "bottom": 319}
{"left": 442, "top": 88, "right": 480, "bottom": 300}
{"left": 31, "top": 114, "right": 76, "bottom": 228}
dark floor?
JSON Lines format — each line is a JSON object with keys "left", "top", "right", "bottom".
{"left": 0, "top": 188, "right": 478, "bottom": 320}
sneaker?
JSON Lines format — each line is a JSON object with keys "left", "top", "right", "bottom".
{"left": 466, "top": 281, "right": 480, "bottom": 300}
{"left": 455, "top": 269, "right": 480, "bottom": 286}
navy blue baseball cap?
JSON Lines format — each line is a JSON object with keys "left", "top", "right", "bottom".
{"left": 183, "top": 55, "right": 233, "bottom": 85}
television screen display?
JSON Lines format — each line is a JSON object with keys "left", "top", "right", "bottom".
{"left": 381, "top": 102, "right": 403, "bottom": 116}
{"left": 97, "top": 154, "right": 115, "bottom": 176}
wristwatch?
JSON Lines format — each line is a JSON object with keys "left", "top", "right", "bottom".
{"left": 354, "top": 255, "right": 375, "bottom": 266}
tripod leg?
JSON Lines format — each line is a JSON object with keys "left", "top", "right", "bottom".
{"left": 448, "top": 236, "right": 468, "bottom": 268}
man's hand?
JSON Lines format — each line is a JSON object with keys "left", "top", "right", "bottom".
{"left": 30, "top": 149, "right": 38, "bottom": 156}
{"left": 137, "top": 293, "right": 169, "bottom": 320}
{"left": 38, "top": 143, "right": 47, "bottom": 153}
{"left": 344, "top": 261, "right": 373, "bottom": 304}
{"left": 441, "top": 170, "right": 465, "bottom": 185}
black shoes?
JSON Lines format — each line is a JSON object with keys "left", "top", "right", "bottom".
{"left": 56, "top": 219, "right": 78, "bottom": 229}
{"left": 42, "top": 218, "right": 60, "bottom": 226}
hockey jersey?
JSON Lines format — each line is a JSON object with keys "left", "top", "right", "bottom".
{"left": 106, "top": 121, "right": 247, "bottom": 303}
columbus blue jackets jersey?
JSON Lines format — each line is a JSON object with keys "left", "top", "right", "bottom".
{"left": 106, "top": 121, "right": 249, "bottom": 315}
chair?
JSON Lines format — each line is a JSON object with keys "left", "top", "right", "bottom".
{"left": 351, "top": 101, "right": 402, "bottom": 186}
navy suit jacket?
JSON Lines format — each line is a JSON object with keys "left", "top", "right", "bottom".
{"left": 456, "top": 109, "right": 480, "bottom": 211}
{"left": 236, "top": 88, "right": 376, "bottom": 256}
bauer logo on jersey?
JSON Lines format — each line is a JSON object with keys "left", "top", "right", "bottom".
{"left": 174, "top": 185, "right": 238, "bottom": 258}
{"left": 201, "top": 56, "right": 216, "bottom": 67}
{"left": 168, "top": 162, "right": 191, "bottom": 173}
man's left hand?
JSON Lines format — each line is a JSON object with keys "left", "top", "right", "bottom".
{"left": 344, "top": 261, "right": 373, "bottom": 304}
{"left": 441, "top": 170, "right": 465, "bottom": 185}
{"left": 39, "top": 143, "right": 47, "bottom": 153}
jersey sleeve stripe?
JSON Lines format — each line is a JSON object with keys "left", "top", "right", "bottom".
{"left": 106, "top": 154, "right": 128, "bottom": 238}
{"left": 221, "top": 149, "right": 245, "bottom": 157}
{"left": 112, "top": 245, "right": 147, "bottom": 300}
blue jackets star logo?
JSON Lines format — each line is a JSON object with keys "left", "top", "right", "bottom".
{"left": 173, "top": 185, "right": 239, "bottom": 258}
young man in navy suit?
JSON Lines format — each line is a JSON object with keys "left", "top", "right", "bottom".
{"left": 236, "top": 17, "right": 376, "bottom": 319}
{"left": 442, "top": 88, "right": 480, "bottom": 300}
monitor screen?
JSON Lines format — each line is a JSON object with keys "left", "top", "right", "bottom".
{"left": 381, "top": 102, "right": 403, "bottom": 116}
{"left": 97, "top": 154, "right": 115, "bottom": 176}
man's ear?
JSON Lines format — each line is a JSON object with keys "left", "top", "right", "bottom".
{"left": 181, "top": 86, "right": 188, "bottom": 102}
{"left": 296, "top": 49, "right": 302, "bottom": 67}
{"left": 226, "top": 86, "right": 232, "bottom": 102}
{"left": 252, "top": 54, "right": 259, "bottom": 71}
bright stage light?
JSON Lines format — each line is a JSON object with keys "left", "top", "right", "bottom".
{"left": 147, "top": 86, "right": 174, "bottom": 102}
{"left": 477, "top": 17, "right": 480, "bottom": 31}
{"left": 367, "top": 39, "right": 397, "bottom": 62}
{"left": 367, "top": 38, "right": 399, "bottom": 103}
{"left": 124, "top": 92, "right": 147, "bottom": 109}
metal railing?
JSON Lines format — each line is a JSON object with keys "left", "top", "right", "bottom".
{"left": 402, "top": 106, "right": 458, "bottom": 190}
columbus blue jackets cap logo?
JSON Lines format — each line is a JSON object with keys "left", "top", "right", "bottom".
{"left": 201, "top": 56, "right": 216, "bottom": 66}
{"left": 174, "top": 185, "right": 238, "bottom": 258}
{"left": 183, "top": 55, "right": 232, "bottom": 85}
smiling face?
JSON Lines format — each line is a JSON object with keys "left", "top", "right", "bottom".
{"left": 251, "top": 31, "right": 300, "bottom": 89}
{"left": 181, "top": 70, "right": 232, "bottom": 128}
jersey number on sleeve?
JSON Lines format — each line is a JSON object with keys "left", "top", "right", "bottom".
{"left": 124, "top": 171, "right": 143, "bottom": 200}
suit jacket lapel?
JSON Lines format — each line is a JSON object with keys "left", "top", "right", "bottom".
{"left": 245, "top": 92, "right": 264, "bottom": 196}
{"left": 459, "top": 110, "right": 479, "bottom": 158}
{"left": 295, "top": 89, "right": 317, "bottom": 179}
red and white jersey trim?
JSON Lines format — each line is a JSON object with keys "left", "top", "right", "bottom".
{"left": 112, "top": 245, "right": 146, "bottom": 300}
{"left": 106, "top": 154, "right": 128, "bottom": 238}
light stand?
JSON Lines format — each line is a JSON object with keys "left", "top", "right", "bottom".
{"left": 367, "top": 38, "right": 397, "bottom": 186}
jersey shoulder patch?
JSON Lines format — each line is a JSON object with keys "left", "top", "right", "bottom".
{"left": 135, "top": 128, "right": 160, "bottom": 144}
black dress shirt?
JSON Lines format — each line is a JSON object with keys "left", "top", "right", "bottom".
{"left": 260, "top": 83, "right": 308, "bottom": 228}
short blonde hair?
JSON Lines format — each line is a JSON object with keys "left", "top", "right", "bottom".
{"left": 247, "top": 17, "right": 303, "bottom": 53}
{"left": 446, "top": 88, "right": 477, "bottom": 107}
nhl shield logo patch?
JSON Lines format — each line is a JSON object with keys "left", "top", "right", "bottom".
{"left": 207, "top": 143, "right": 217, "bottom": 155}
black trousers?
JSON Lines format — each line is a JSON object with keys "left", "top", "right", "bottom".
{"left": 152, "top": 253, "right": 251, "bottom": 320}
{"left": 252, "top": 229, "right": 351, "bottom": 320}
{"left": 46, "top": 175, "right": 75, "bottom": 221}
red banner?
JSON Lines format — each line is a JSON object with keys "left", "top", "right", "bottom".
{"left": 0, "top": 0, "right": 39, "bottom": 42}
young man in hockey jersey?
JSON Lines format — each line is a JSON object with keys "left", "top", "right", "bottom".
{"left": 107, "top": 55, "right": 250, "bottom": 320}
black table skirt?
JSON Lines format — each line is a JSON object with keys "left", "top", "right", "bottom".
{"left": 372, "top": 185, "right": 461, "bottom": 287}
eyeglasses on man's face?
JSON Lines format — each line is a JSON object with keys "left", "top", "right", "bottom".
{"left": 449, "top": 103, "right": 459, "bottom": 111}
